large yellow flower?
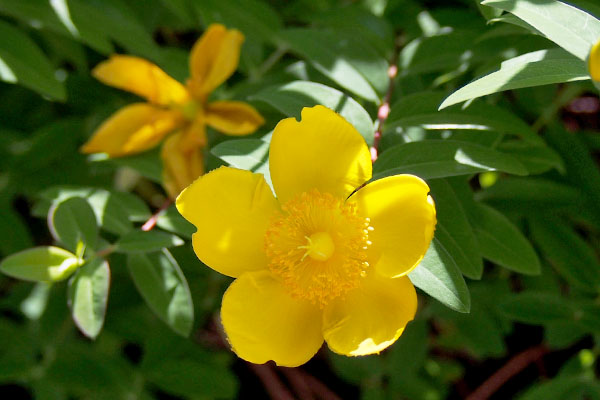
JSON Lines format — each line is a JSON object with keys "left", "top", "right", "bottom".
{"left": 177, "top": 106, "right": 436, "bottom": 367}
{"left": 80, "top": 24, "right": 264, "bottom": 198}
{"left": 590, "top": 39, "right": 600, "bottom": 82}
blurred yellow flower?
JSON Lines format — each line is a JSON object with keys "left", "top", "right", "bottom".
{"left": 81, "top": 24, "right": 264, "bottom": 198}
{"left": 176, "top": 106, "right": 436, "bottom": 367}
{"left": 590, "top": 39, "right": 600, "bottom": 82}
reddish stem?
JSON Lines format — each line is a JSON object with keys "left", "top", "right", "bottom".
{"left": 370, "top": 47, "right": 400, "bottom": 162}
{"left": 141, "top": 199, "right": 172, "bottom": 231}
{"left": 466, "top": 345, "right": 548, "bottom": 400}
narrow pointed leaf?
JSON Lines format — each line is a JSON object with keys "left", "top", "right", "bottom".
{"left": 481, "top": 0, "right": 600, "bottom": 60}
{"left": 440, "top": 49, "right": 589, "bottom": 108}
{"left": 470, "top": 203, "right": 540, "bottom": 275}
{"left": 252, "top": 81, "right": 375, "bottom": 145}
{"left": 409, "top": 238, "right": 471, "bottom": 313}
{"left": 374, "top": 140, "right": 528, "bottom": 179}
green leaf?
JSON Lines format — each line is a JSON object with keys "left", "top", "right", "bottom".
{"left": 49, "top": 197, "right": 98, "bottom": 253}
{"left": 252, "top": 81, "right": 375, "bottom": 145}
{"left": 500, "top": 292, "right": 574, "bottom": 324}
{"left": 386, "top": 91, "right": 543, "bottom": 144}
{"left": 281, "top": 28, "right": 382, "bottom": 102}
{"left": 127, "top": 250, "right": 193, "bottom": 336}
{"left": 193, "top": 0, "right": 283, "bottom": 45}
{"left": 37, "top": 186, "right": 146, "bottom": 235}
{"left": 498, "top": 140, "right": 565, "bottom": 174}
{"left": 482, "top": 0, "right": 600, "bottom": 60}
{"left": 0, "top": 0, "right": 113, "bottom": 53}
{"left": 429, "top": 179, "right": 483, "bottom": 279}
{"left": 144, "top": 358, "right": 238, "bottom": 399}
{"left": 470, "top": 203, "right": 541, "bottom": 275}
{"left": 0, "top": 20, "right": 65, "bottom": 100}
{"left": 156, "top": 206, "right": 195, "bottom": 239}
{"left": 518, "top": 376, "right": 600, "bottom": 400}
{"left": 0, "top": 246, "right": 79, "bottom": 282}
{"left": 529, "top": 217, "right": 600, "bottom": 293}
{"left": 0, "top": 202, "right": 33, "bottom": 256}
{"left": 116, "top": 231, "right": 184, "bottom": 253}
{"left": 373, "top": 140, "right": 528, "bottom": 180}
{"left": 210, "top": 138, "right": 270, "bottom": 178}
{"left": 409, "top": 238, "right": 471, "bottom": 313}
{"left": 476, "top": 177, "right": 581, "bottom": 214}
{"left": 93, "top": 149, "right": 163, "bottom": 184}
{"left": 68, "top": 257, "right": 110, "bottom": 339}
{"left": 546, "top": 125, "right": 600, "bottom": 229}
{"left": 439, "top": 49, "right": 589, "bottom": 108}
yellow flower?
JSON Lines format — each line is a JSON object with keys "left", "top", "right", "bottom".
{"left": 590, "top": 39, "right": 600, "bottom": 82}
{"left": 177, "top": 106, "right": 437, "bottom": 367}
{"left": 80, "top": 24, "right": 264, "bottom": 198}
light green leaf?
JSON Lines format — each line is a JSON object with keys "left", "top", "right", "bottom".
{"left": 116, "top": 231, "right": 184, "bottom": 253}
{"left": 529, "top": 217, "right": 600, "bottom": 292}
{"left": 429, "top": 179, "right": 483, "bottom": 279}
{"left": 386, "top": 91, "right": 543, "bottom": 144}
{"left": 0, "top": 20, "right": 65, "bottom": 100}
{"left": 470, "top": 203, "right": 541, "bottom": 275}
{"left": 252, "top": 81, "right": 375, "bottom": 145}
{"left": 127, "top": 250, "right": 193, "bottom": 336}
{"left": 37, "top": 186, "right": 149, "bottom": 235}
{"left": 482, "top": 0, "right": 600, "bottom": 60}
{"left": 49, "top": 197, "right": 98, "bottom": 252}
{"left": 409, "top": 238, "right": 471, "bottom": 313}
{"left": 93, "top": 149, "right": 163, "bottom": 184}
{"left": 0, "top": 246, "right": 79, "bottom": 282}
{"left": 373, "top": 139, "right": 528, "bottom": 179}
{"left": 440, "top": 49, "right": 589, "bottom": 108}
{"left": 156, "top": 206, "right": 195, "bottom": 240}
{"left": 281, "top": 28, "right": 382, "bottom": 102}
{"left": 68, "top": 258, "right": 110, "bottom": 339}
{"left": 211, "top": 139, "right": 269, "bottom": 174}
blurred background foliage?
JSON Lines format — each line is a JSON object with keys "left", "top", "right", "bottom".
{"left": 0, "top": 0, "right": 600, "bottom": 399}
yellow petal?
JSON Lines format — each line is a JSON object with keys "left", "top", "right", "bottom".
{"left": 206, "top": 101, "right": 264, "bottom": 135}
{"left": 351, "top": 175, "right": 436, "bottom": 278}
{"left": 161, "top": 132, "right": 204, "bottom": 199}
{"left": 92, "top": 55, "right": 189, "bottom": 106}
{"left": 322, "top": 274, "right": 417, "bottom": 356}
{"left": 188, "top": 24, "right": 244, "bottom": 99}
{"left": 269, "top": 106, "right": 372, "bottom": 203}
{"left": 176, "top": 166, "right": 278, "bottom": 277}
{"left": 221, "top": 270, "right": 324, "bottom": 366}
{"left": 589, "top": 39, "right": 600, "bottom": 82}
{"left": 81, "top": 103, "right": 183, "bottom": 157}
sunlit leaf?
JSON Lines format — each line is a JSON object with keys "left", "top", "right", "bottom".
{"left": 68, "top": 257, "right": 110, "bottom": 339}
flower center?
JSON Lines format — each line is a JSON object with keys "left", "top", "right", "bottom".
{"left": 300, "top": 232, "right": 335, "bottom": 261}
{"left": 264, "top": 189, "right": 372, "bottom": 307}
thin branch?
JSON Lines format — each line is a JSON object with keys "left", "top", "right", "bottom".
{"left": 280, "top": 367, "right": 315, "bottom": 400}
{"left": 298, "top": 370, "right": 342, "bottom": 400}
{"left": 248, "top": 363, "right": 296, "bottom": 400}
{"left": 371, "top": 37, "right": 401, "bottom": 162}
{"left": 466, "top": 345, "right": 548, "bottom": 400}
{"left": 141, "top": 199, "right": 172, "bottom": 231}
